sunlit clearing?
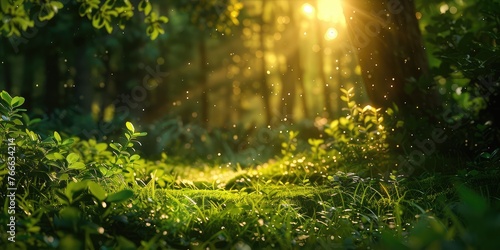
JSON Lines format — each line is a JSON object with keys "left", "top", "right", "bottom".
{"left": 318, "top": 0, "right": 345, "bottom": 24}
{"left": 325, "top": 27, "right": 338, "bottom": 40}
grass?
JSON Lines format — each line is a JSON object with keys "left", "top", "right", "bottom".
{"left": 1, "top": 90, "right": 500, "bottom": 249}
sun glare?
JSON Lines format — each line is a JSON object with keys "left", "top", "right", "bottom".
{"left": 325, "top": 27, "right": 338, "bottom": 40}
{"left": 302, "top": 3, "right": 315, "bottom": 17}
{"left": 302, "top": 0, "right": 345, "bottom": 24}
{"left": 319, "top": 0, "right": 345, "bottom": 24}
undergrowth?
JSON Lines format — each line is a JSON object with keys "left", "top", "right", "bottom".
{"left": 1, "top": 89, "right": 499, "bottom": 249}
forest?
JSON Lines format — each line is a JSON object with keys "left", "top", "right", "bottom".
{"left": 1, "top": 0, "right": 500, "bottom": 249}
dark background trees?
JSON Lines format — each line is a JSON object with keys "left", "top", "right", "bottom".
{"left": 1, "top": 0, "right": 499, "bottom": 153}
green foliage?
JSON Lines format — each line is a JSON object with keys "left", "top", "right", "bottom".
{"left": 424, "top": 0, "right": 500, "bottom": 151}
{"left": 324, "top": 88, "right": 389, "bottom": 164}
{"left": 0, "top": 90, "right": 167, "bottom": 249}
{"left": 280, "top": 131, "right": 299, "bottom": 157}
{"left": 174, "top": 0, "right": 243, "bottom": 34}
{"left": 0, "top": 0, "right": 168, "bottom": 39}
{"left": 1, "top": 90, "right": 500, "bottom": 249}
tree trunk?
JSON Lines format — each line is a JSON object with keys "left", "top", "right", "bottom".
{"left": 99, "top": 52, "right": 116, "bottom": 122}
{"left": 199, "top": 34, "right": 209, "bottom": 127}
{"left": 334, "top": 49, "right": 343, "bottom": 116}
{"left": 44, "top": 51, "right": 60, "bottom": 113}
{"left": 259, "top": 0, "right": 272, "bottom": 125}
{"left": 314, "top": 0, "right": 332, "bottom": 118}
{"left": 73, "top": 39, "right": 92, "bottom": 114}
{"left": 1, "top": 38, "right": 13, "bottom": 93}
{"left": 21, "top": 54, "right": 35, "bottom": 110}
{"left": 3, "top": 59, "right": 13, "bottom": 94}
{"left": 290, "top": 3, "right": 309, "bottom": 120}
{"left": 342, "top": 0, "right": 437, "bottom": 111}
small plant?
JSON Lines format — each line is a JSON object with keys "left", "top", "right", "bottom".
{"left": 281, "top": 131, "right": 299, "bottom": 158}
{"left": 324, "top": 88, "right": 389, "bottom": 166}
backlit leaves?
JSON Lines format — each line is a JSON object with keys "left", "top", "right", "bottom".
{"left": 1, "top": 0, "right": 168, "bottom": 40}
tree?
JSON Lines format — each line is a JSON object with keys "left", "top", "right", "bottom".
{"left": 258, "top": 0, "right": 272, "bottom": 125}
{"left": 341, "top": 0, "right": 439, "bottom": 112}
{"left": 1, "top": 0, "right": 168, "bottom": 115}
{"left": 174, "top": 0, "right": 243, "bottom": 127}
{"left": 0, "top": 0, "right": 168, "bottom": 40}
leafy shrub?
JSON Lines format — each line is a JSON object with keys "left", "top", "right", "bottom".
{"left": 425, "top": 0, "right": 500, "bottom": 152}
{"left": 0, "top": 90, "right": 164, "bottom": 249}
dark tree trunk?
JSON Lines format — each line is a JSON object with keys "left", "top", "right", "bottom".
{"left": 259, "top": 1, "right": 272, "bottom": 125}
{"left": 21, "top": 54, "right": 35, "bottom": 110}
{"left": 335, "top": 49, "right": 343, "bottom": 116}
{"left": 314, "top": 0, "right": 332, "bottom": 118}
{"left": 279, "top": 62, "right": 296, "bottom": 123}
{"left": 44, "top": 51, "right": 60, "bottom": 113}
{"left": 73, "top": 39, "right": 92, "bottom": 114}
{"left": 199, "top": 34, "right": 209, "bottom": 127}
{"left": 290, "top": 3, "right": 309, "bottom": 120}
{"left": 1, "top": 38, "right": 13, "bottom": 93}
{"left": 3, "top": 60, "right": 13, "bottom": 94}
{"left": 99, "top": 52, "right": 116, "bottom": 122}
{"left": 342, "top": 0, "right": 438, "bottom": 111}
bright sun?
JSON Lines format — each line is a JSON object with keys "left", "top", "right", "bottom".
{"left": 302, "top": 0, "right": 345, "bottom": 24}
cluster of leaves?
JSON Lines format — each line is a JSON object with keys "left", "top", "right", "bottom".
{"left": 1, "top": 89, "right": 500, "bottom": 249}
{"left": 0, "top": 90, "right": 172, "bottom": 249}
{"left": 323, "top": 88, "right": 389, "bottom": 164}
{"left": 425, "top": 0, "right": 500, "bottom": 151}
{"left": 0, "top": 0, "right": 168, "bottom": 39}
{"left": 174, "top": 0, "right": 243, "bottom": 34}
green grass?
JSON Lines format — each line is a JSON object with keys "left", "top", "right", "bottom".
{"left": 1, "top": 90, "right": 500, "bottom": 249}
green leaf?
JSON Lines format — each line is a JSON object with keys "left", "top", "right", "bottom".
{"left": 458, "top": 186, "right": 488, "bottom": 217}
{"left": 133, "top": 132, "right": 148, "bottom": 137}
{"left": 11, "top": 96, "right": 25, "bottom": 107}
{"left": 65, "top": 181, "right": 89, "bottom": 201}
{"left": 116, "top": 236, "right": 137, "bottom": 250}
{"left": 106, "top": 190, "right": 134, "bottom": 203}
{"left": 95, "top": 143, "right": 108, "bottom": 152}
{"left": 13, "top": 119, "right": 23, "bottom": 125}
{"left": 109, "top": 143, "right": 120, "bottom": 152}
{"left": 51, "top": 1, "right": 64, "bottom": 10}
{"left": 62, "top": 138, "right": 75, "bottom": 146}
{"left": 29, "top": 117, "right": 42, "bottom": 126}
{"left": 126, "top": 121, "right": 135, "bottom": 133}
{"left": 54, "top": 131, "right": 62, "bottom": 143}
{"left": 129, "top": 154, "right": 140, "bottom": 161}
{"left": 69, "top": 162, "right": 86, "bottom": 170}
{"left": 59, "top": 173, "right": 69, "bottom": 181}
{"left": 66, "top": 153, "right": 79, "bottom": 164}
{"left": 1, "top": 91, "right": 13, "bottom": 104}
{"left": 46, "top": 152, "right": 65, "bottom": 160}
{"left": 139, "top": 0, "right": 152, "bottom": 16}
{"left": 88, "top": 181, "right": 107, "bottom": 201}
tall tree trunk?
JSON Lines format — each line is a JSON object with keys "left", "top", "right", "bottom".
{"left": 3, "top": 59, "right": 13, "bottom": 94}
{"left": 21, "top": 54, "right": 35, "bottom": 110}
{"left": 73, "top": 39, "right": 92, "bottom": 114}
{"left": 342, "top": 0, "right": 437, "bottom": 111}
{"left": 259, "top": 1, "right": 272, "bottom": 125}
{"left": 44, "top": 51, "right": 60, "bottom": 112}
{"left": 290, "top": 3, "right": 309, "bottom": 120}
{"left": 1, "top": 38, "right": 13, "bottom": 93}
{"left": 199, "top": 34, "right": 209, "bottom": 127}
{"left": 99, "top": 52, "right": 116, "bottom": 122}
{"left": 335, "top": 49, "right": 343, "bottom": 116}
{"left": 279, "top": 61, "right": 296, "bottom": 123}
{"left": 314, "top": 0, "right": 332, "bottom": 118}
